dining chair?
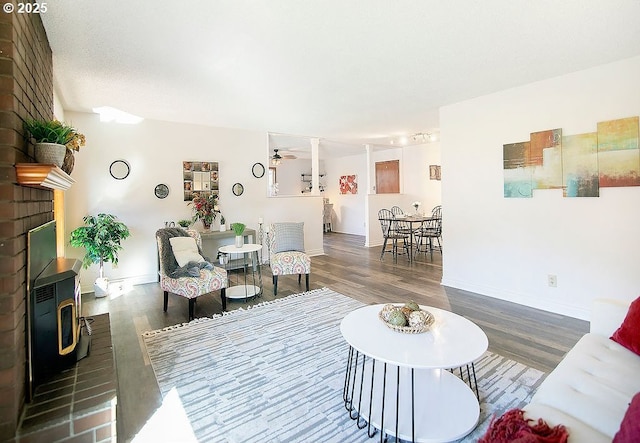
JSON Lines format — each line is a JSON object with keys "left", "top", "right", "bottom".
{"left": 391, "top": 205, "right": 404, "bottom": 216}
{"left": 414, "top": 208, "right": 442, "bottom": 260}
{"left": 156, "top": 228, "right": 228, "bottom": 320}
{"left": 378, "top": 208, "right": 410, "bottom": 261}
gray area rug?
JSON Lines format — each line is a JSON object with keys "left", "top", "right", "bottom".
{"left": 141, "top": 288, "right": 546, "bottom": 442}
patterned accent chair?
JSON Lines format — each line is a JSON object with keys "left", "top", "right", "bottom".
{"left": 268, "top": 222, "right": 311, "bottom": 295}
{"left": 156, "top": 228, "right": 227, "bottom": 320}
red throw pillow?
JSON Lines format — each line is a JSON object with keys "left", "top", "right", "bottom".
{"left": 611, "top": 296, "right": 640, "bottom": 356}
{"left": 613, "top": 392, "right": 640, "bottom": 443}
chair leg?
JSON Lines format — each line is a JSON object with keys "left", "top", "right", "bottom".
{"left": 380, "top": 235, "right": 389, "bottom": 260}
{"left": 298, "top": 274, "right": 302, "bottom": 285}
{"left": 305, "top": 274, "right": 310, "bottom": 291}
{"left": 273, "top": 275, "right": 278, "bottom": 296}
{"left": 220, "top": 287, "right": 227, "bottom": 311}
{"left": 163, "top": 291, "right": 168, "bottom": 312}
{"left": 188, "top": 298, "right": 195, "bottom": 321}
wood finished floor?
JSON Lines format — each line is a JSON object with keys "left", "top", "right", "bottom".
{"left": 82, "top": 232, "right": 589, "bottom": 442}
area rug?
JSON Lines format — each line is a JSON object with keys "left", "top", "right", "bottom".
{"left": 140, "top": 288, "right": 546, "bottom": 442}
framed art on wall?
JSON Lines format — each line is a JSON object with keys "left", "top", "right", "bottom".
{"left": 183, "top": 161, "right": 219, "bottom": 201}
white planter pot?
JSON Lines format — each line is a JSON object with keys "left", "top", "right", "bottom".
{"left": 220, "top": 224, "right": 226, "bottom": 232}
{"left": 94, "top": 277, "right": 109, "bottom": 298}
{"left": 235, "top": 235, "right": 244, "bottom": 248}
{"left": 35, "top": 142, "right": 67, "bottom": 167}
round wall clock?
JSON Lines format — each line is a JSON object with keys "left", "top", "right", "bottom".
{"left": 154, "top": 183, "right": 169, "bottom": 199}
{"left": 252, "top": 162, "right": 265, "bottom": 178}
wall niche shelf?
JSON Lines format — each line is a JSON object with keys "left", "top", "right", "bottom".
{"left": 16, "top": 163, "right": 75, "bottom": 191}
{"left": 301, "top": 173, "right": 326, "bottom": 193}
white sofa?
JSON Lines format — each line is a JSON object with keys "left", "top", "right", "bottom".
{"left": 523, "top": 298, "right": 640, "bottom": 442}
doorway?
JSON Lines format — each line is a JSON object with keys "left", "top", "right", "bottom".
{"left": 375, "top": 160, "right": 400, "bottom": 193}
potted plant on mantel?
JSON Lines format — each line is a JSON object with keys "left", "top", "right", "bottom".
{"left": 70, "top": 213, "right": 131, "bottom": 297}
{"left": 24, "top": 119, "right": 84, "bottom": 173}
{"left": 231, "top": 222, "right": 246, "bottom": 248}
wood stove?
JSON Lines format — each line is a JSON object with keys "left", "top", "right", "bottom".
{"left": 27, "top": 221, "right": 83, "bottom": 398}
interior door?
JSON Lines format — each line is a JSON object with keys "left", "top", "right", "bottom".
{"left": 375, "top": 160, "right": 400, "bottom": 193}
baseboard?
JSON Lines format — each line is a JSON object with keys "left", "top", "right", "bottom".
{"left": 80, "top": 274, "right": 156, "bottom": 294}
{"left": 441, "top": 277, "right": 590, "bottom": 321}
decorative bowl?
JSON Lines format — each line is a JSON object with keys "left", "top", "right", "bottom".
{"left": 378, "top": 306, "right": 434, "bottom": 334}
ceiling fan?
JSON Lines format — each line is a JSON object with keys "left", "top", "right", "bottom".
{"left": 271, "top": 149, "right": 296, "bottom": 165}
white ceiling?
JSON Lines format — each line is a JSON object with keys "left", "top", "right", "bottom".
{"left": 42, "top": 1, "right": 640, "bottom": 150}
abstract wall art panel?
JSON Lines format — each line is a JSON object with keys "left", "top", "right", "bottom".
{"left": 562, "top": 133, "right": 599, "bottom": 197}
{"left": 503, "top": 142, "right": 532, "bottom": 198}
{"left": 530, "top": 129, "right": 563, "bottom": 190}
{"left": 597, "top": 117, "right": 640, "bottom": 187}
{"left": 339, "top": 174, "right": 358, "bottom": 194}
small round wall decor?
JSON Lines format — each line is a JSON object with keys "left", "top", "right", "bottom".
{"left": 109, "top": 159, "right": 130, "bottom": 180}
{"left": 154, "top": 183, "right": 169, "bottom": 199}
{"left": 252, "top": 162, "right": 265, "bottom": 178}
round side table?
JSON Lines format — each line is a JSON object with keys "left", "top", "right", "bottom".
{"left": 218, "top": 243, "right": 263, "bottom": 301}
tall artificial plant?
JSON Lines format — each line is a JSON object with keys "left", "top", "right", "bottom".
{"left": 70, "top": 213, "right": 131, "bottom": 280}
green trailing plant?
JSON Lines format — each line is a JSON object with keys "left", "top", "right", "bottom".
{"left": 178, "top": 219, "right": 191, "bottom": 228}
{"left": 231, "top": 222, "right": 246, "bottom": 236}
{"left": 69, "top": 213, "right": 131, "bottom": 279}
{"left": 24, "top": 119, "right": 78, "bottom": 145}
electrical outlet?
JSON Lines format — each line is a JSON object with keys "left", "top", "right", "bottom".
{"left": 548, "top": 274, "right": 557, "bottom": 287}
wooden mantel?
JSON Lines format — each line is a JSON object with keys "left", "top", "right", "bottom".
{"left": 16, "top": 163, "right": 75, "bottom": 191}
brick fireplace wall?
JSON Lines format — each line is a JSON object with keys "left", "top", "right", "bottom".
{"left": 0, "top": 8, "right": 54, "bottom": 440}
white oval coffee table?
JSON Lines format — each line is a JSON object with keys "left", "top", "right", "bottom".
{"left": 340, "top": 304, "right": 488, "bottom": 443}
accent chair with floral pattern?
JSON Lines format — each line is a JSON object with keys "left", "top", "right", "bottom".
{"left": 268, "top": 222, "right": 311, "bottom": 295}
{"left": 156, "top": 228, "right": 227, "bottom": 320}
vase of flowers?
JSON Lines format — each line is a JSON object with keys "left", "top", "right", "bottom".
{"left": 412, "top": 201, "right": 421, "bottom": 215}
{"left": 189, "top": 192, "right": 219, "bottom": 229}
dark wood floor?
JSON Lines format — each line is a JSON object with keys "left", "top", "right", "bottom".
{"left": 82, "top": 232, "right": 589, "bottom": 442}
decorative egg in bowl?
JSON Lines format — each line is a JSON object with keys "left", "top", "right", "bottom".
{"left": 379, "top": 301, "right": 434, "bottom": 334}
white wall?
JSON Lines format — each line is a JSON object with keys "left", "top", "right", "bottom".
{"left": 441, "top": 55, "right": 640, "bottom": 320}
{"left": 63, "top": 112, "right": 324, "bottom": 292}
{"left": 324, "top": 153, "right": 368, "bottom": 235}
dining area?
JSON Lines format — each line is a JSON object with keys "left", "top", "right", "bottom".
{"left": 377, "top": 204, "right": 442, "bottom": 263}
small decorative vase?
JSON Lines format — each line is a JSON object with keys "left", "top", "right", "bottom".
{"left": 61, "top": 148, "right": 75, "bottom": 175}
{"left": 35, "top": 142, "right": 67, "bottom": 167}
{"left": 219, "top": 223, "right": 226, "bottom": 232}
{"left": 235, "top": 235, "right": 244, "bottom": 248}
{"left": 202, "top": 220, "right": 211, "bottom": 230}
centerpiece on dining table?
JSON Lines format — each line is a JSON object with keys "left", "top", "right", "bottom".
{"left": 379, "top": 301, "right": 434, "bottom": 333}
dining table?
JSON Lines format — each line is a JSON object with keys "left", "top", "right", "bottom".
{"left": 381, "top": 214, "right": 435, "bottom": 263}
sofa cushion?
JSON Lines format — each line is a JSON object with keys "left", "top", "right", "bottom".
{"left": 169, "top": 236, "right": 205, "bottom": 267}
{"left": 611, "top": 296, "right": 640, "bottom": 356}
{"left": 528, "top": 333, "right": 640, "bottom": 439}
{"left": 613, "top": 392, "right": 640, "bottom": 443}
{"left": 524, "top": 403, "right": 610, "bottom": 443}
